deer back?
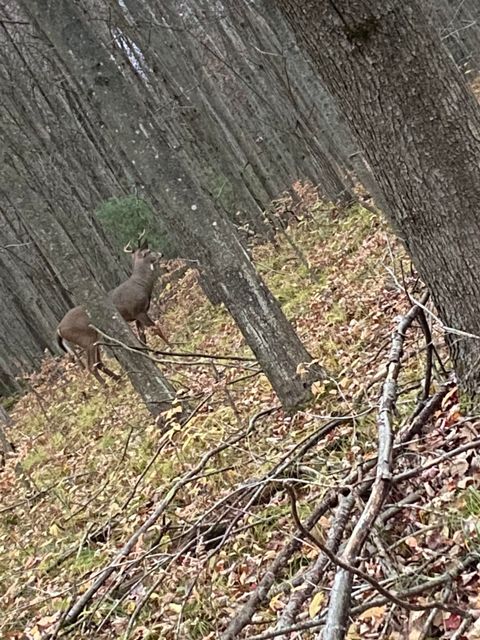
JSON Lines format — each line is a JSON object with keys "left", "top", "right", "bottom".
{"left": 57, "top": 306, "right": 98, "bottom": 349}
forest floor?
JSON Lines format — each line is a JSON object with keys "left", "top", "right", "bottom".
{"left": 2, "top": 184, "right": 480, "bottom": 640}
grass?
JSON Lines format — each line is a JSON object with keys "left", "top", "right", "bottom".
{"left": 0, "top": 192, "right": 463, "bottom": 639}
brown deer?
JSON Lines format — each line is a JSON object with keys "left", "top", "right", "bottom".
{"left": 111, "top": 240, "right": 170, "bottom": 346}
{"left": 57, "top": 306, "right": 120, "bottom": 384}
{"left": 56, "top": 235, "right": 170, "bottom": 383}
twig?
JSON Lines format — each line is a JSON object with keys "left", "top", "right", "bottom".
{"left": 385, "top": 267, "right": 480, "bottom": 342}
{"left": 396, "top": 381, "right": 454, "bottom": 444}
{"left": 377, "top": 492, "right": 424, "bottom": 524}
{"left": 417, "top": 586, "right": 451, "bottom": 640}
{"left": 49, "top": 585, "right": 77, "bottom": 640}
{"left": 417, "top": 306, "right": 434, "bottom": 402}
{"left": 450, "top": 614, "right": 474, "bottom": 640}
{"left": 56, "top": 406, "right": 278, "bottom": 630}
{"left": 245, "top": 554, "right": 477, "bottom": 640}
{"left": 394, "top": 437, "right": 480, "bottom": 483}
{"left": 95, "top": 328, "right": 256, "bottom": 362}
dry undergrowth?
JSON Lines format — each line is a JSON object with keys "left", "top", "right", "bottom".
{"left": 2, "top": 187, "right": 478, "bottom": 640}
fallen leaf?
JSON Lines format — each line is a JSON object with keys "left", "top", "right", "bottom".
{"left": 309, "top": 591, "right": 325, "bottom": 618}
{"left": 357, "top": 605, "right": 386, "bottom": 621}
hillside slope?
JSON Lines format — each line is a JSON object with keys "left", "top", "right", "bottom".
{"left": 2, "top": 190, "right": 478, "bottom": 640}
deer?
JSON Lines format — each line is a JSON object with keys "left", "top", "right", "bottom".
{"left": 111, "top": 238, "right": 170, "bottom": 346}
{"left": 56, "top": 306, "right": 121, "bottom": 385}
{"left": 56, "top": 233, "right": 170, "bottom": 384}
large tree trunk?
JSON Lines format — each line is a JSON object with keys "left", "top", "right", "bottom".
{"left": 17, "top": 0, "right": 324, "bottom": 409}
{"left": 276, "top": 0, "right": 480, "bottom": 398}
{"left": 110, "top": 0, "right": 275, "bottom": 241}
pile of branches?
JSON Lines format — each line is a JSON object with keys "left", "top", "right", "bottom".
{"left": 219, "top": 294, "right": 480, "bottom": 640}
{"left": 38, "top": 292, "right": 480, "bottom": 640}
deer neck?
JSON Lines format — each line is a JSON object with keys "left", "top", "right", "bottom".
{"left": 130, "top": 264, "right": 156, "bottom": 296}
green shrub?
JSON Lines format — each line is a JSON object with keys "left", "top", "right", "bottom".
{"left": 95, "top": 195, "right": 175, "bottom": 256}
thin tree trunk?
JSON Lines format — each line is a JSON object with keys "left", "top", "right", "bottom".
{"left": 18, "top": 0, "right": 325, "bottom": 409}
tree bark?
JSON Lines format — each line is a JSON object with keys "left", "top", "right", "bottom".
{"left": 17, "top": 0, "right": 325, "bottom": 409}
{"left": 0, "top": 18, "right": 176, "bottom": 415}
{"left": 276, "top": 0, "right": 480, "bottom": 397}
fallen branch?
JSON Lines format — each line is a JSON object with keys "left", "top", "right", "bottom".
{"left": 219, "top": 489, "right": 339, "bottom": 640}
{"left": 54, "top": 406, "right": 278, "bottom": 631}
{"left": 323, "top": 297, "right": 426, "bottom": 640}
{"left": 220, "top": 381, "right": 449, "bottom": 640}
{"left": 219, "top": 290, "right": 446, "bottom": 638}
{"left": 245, "top": 552, "right": 478, "bottom": 640}
{"left": 288, "top": 485, "right": 464, "bottom": 615}
{"left": 394, "top": 436, "right": 480, "bottom": 484}
{"left": 273, "top": 494, "right": 355, "bottom": 637}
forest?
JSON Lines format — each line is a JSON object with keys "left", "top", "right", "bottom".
{"left": 1, "top": 1, "right": 480, "bottom": 639}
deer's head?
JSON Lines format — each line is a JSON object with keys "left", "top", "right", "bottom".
{"left": 124, "top": 230, "right": 162, "bottom": 273}
{"left": 132, "top": 247, "right": 162, "bottom": 272}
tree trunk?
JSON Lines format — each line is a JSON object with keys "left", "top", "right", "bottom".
{"left": 112, "top": 0, "right": 275, "bottom": 240}
{"left": 18, "top": 0, "right": 324, "bottom": 409}
{"left": 0, "top": 405, "right": 15, "bottom": 455}
{"left": 223, "top": 0, "right": 356, "bottom": 205}
{"left": 276, "top": 0, "right": 480, "bottom": 398}
{"left": 0, "top": 45, "right": 176, "bottom": 415}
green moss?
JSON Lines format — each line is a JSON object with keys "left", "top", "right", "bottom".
{"left": 75, "top": 397, "right": 109, "bottom": 427}
{"left": 99, "top": 433, "right": 117, "bottom": 452}
{"left": 1, "top": 394, "right": 20, "bottom": 411}
{"left": 23, "top": 446, "right": 49, "bottom": 472}
{"left": 70, "top": 548, "right": 102, "bottom": 575}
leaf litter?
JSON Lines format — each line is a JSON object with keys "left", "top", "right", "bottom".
{"left": 1, "top": 184, "right": 479, "bottom": 639}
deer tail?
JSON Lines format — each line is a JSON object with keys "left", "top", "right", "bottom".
{"left": 56, "top": 331, "right": 68, "bottom": 353}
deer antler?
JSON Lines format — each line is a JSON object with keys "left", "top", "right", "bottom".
{"left": 137, "top": 229, "right": 148, "bottom": 250}
{"left": 124, "top": 229, "right": 147, "bottom": 254}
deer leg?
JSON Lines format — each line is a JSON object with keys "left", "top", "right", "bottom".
{"left": 72, "top": 345, "right": 87, "bottom": 370}
{"left": 135, "top": 320, "right": 148, "bottom": 345}
{"left": 152, "top": 322, "right": 171, "bottom": 346}
{"left": 96, "top": 363, "right": 121, "bottom": 380}
{"left": 87, "top": 346, "right": 105, "bottom": 385}
{"left": 94, "top": 345, "right": 121, "bottom": 381}
{"left": 137, "top": 312, "right": 170, "bottom": 346}
{"left": 63, "top": 342, "right": 86, "bottom": 370}
{"left": 96, "top": 360, "right": 121, "bottom": 381}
